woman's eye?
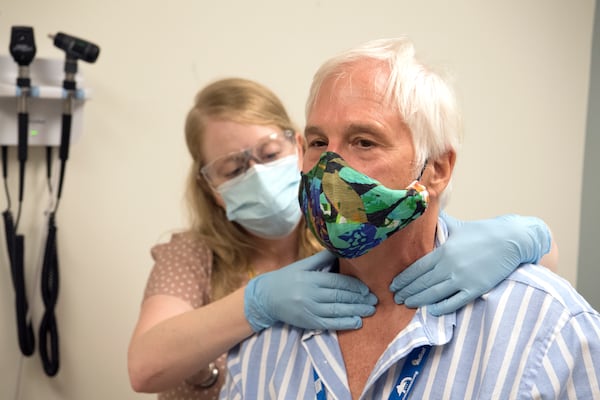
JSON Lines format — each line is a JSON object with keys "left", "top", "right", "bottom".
{"left": 223, "top": 165, "right": 244, "bottom": 179}
{"left": 260, "top": 150, "right": 280, "bottom": 162}
{"left": 217, "top": 158, "right": 246, "bottom": 179}
{"left": 257, "top": 142, "right": 283, "bottom": 162}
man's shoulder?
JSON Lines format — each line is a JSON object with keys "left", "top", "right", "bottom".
{"left": 496, "top": 263, "right": 598, "bottom": 317}
{"left": 228, "top": 322, "right": 309, "bottom": 377}
{"left": 235, "top": 323, "right": 304, "bottom": 352}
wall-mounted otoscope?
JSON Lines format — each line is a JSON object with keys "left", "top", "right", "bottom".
{"left": 34, "top": 31, "right": 101, "bottom": 377}
{"left": 50, "top": 32, "right": 100, "bottom": 64}
{"left": 48, "top": 32, "right": 100, "bottom": 201}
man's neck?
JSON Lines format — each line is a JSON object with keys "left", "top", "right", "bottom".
{"left": 338, "top": 217, "right": 437, "bottom": 304}
{"left": 336, "top": 214, "right": 438, "bottom": 399}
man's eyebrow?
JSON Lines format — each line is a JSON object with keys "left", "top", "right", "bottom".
{"left": 304, "top": 123, "right": 383, "bottom": 137}
{"left": 346, "top": 123, "right": 382, "bottom": 135}
{"left": 304, "top": 126, "right": 323, "bottom": 136}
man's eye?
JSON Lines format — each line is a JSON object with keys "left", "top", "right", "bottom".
{"left": 355, "top": 139, "right": 375, "bottom": 149}
{"left": 308, "top": 138, "right": 327, "bottom": 148}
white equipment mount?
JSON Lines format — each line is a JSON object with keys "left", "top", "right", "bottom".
{"left": 0, "top": 54, "right": 89, "bottom": 146}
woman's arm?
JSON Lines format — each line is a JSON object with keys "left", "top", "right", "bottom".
{"left": 128, "top": 287, "right": 251, "bottom": 393}
{"left": 128, "top": 251, "right": 377, "bottom": 393}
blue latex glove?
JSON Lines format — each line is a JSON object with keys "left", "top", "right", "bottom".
{"left": 245, "top": 250, "right": 377, "bottom": 332}
{"left": 390, "top": 212, "right": 551, "bottom": 316}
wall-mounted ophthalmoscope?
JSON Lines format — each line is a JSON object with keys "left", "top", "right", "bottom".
{"left": 9, "top": 26, "right": 36, "bottom": 206}
{"left": 10, "top": 26, "right": 36, "bottom": 66}
{"left": 4, "top": 26, "right": 37, "bottom": 358}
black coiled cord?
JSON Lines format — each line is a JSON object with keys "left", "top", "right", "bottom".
{"left": 2, "top": 146, "right": 35, "bottom": 358}
{"left": 39, "top": 212, "right": 59, "bottom": 376}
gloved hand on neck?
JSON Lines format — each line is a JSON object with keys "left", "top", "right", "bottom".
{"left": 390, "top": 211, "right": 552, "bottom": 316}
{"left": 244, "top": 250, "right": 377, "bottom": 332}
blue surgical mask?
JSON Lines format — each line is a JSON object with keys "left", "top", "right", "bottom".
{"left": 217, "top": 154, "right": 302, "bottom": 238}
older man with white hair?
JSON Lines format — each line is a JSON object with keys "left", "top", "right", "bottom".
{"left": 220, "top": 37, "right": 600, "bottom": 400}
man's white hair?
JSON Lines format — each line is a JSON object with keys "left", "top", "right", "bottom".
{"left": 305, "top": 37, "right": 462, "bottom": 207}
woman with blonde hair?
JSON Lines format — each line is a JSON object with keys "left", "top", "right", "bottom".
{"left": 128, "top": 77, "right": 556, "bottom": 399}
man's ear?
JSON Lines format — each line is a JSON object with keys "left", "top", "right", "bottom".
{"left": 425, "top": 150, "right": 456, "bottom": 197}
{"left": 296, "top": 131, "right": 305, "bottom": 151}
{"left": 295, "top": 131, "right": 305, "bottom": 168}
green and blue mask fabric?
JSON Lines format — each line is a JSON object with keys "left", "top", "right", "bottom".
{"left": 299, "top": 151, "right": 429, "bottom": 258}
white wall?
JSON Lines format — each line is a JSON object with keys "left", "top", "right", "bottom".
{"left": 0, "top": 1, "right": 594, "bottom": 399}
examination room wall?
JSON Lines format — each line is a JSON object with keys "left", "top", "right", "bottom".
{"left": 0, "top": 1, "right": 595, "bottom": 399}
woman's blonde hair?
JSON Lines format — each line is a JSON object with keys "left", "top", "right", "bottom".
{"left": 184, "top": 78, "right": 322, "bottom": 300}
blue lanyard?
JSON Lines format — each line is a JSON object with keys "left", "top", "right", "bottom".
{"left": 314, "top": 345, "right": 431, "bottom": 400}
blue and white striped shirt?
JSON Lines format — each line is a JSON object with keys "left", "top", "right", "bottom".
{"left": 221, "top": 239, "right": 600, "bottom": 399}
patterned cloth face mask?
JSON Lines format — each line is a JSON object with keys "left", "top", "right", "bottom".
{"left": 299, "top": 151, "right": 429, "bottom": 258}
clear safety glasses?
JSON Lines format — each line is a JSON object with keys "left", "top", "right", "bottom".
{"left": 200, "top": 129, "right": 296, "bottom": 187}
